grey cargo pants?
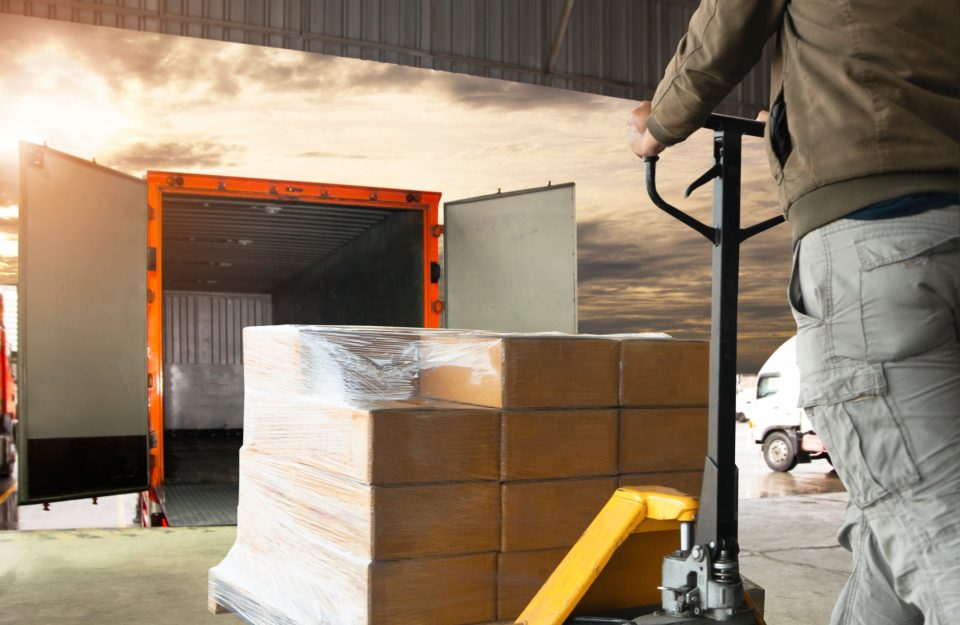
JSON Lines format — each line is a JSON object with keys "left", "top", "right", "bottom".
{"left": 789, "top": 203, "right": 960, "bottom": 624}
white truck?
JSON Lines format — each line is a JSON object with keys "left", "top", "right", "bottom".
{"left": 742, "top": 337, "right": 830, "bottom": 472}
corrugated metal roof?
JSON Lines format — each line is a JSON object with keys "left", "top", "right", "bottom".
{"left": 161, "top": 194, "right": 394, "bottom": 293}
{"left": 2, "top": 0, "right": 772, "bottom": 116}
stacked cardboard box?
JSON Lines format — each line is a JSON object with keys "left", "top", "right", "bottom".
{"left": 209, "top": 327, "right": 708, "bottom": 625}
{"left": 212, "top": 328, "right": 504, "bottom": 625}
{"left": 618, "top": 338, "right": 709, "bottom": 496}
{"left": 450, "top": 335, "right": 707, "bottom": 621}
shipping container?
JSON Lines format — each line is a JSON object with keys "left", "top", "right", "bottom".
{"left": 16, "top": 142, "right": 577, "bottom": 525}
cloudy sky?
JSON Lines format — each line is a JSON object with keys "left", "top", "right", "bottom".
{"left": 0, "top": 14, "right": 795, "bottom": 370}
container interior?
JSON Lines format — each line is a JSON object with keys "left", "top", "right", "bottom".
{"left": 159, "top": 193, "right": 424, "bottom": 521}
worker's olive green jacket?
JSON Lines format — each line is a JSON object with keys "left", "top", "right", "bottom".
{"left": 647, "top": 0, "right": 960, "bottom": 241}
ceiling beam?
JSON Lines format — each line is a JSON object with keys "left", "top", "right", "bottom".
{"left": 546, "top": 0, "right": 576, "bottom": 75}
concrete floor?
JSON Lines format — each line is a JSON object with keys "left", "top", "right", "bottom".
{"left": 740, "top": 493, "right": 851, "bottom": 624}
{"left": 0, "top": 525, "right": 234, "bottom": 625}
{"left": 0, "top": 493, "right": 851, "bottom": 625}
{"left": 0, "top": 424, "right": 850, "bottom": 625}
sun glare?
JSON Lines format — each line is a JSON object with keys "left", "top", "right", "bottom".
{"left": 0, "top": 42, "right": 131, "bottom": 159}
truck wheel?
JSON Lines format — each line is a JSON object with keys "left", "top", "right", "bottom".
{"left": 763, "top": 431, "right": 798, "bottom": 472}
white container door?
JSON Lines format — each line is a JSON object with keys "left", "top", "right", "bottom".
{"left": 18, "top": 142, "right": 149, "bottom": 503}
{"left": 443, "top": 183, "right": 577, "bottom": 333}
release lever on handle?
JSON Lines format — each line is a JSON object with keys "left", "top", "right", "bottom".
{"left": 684, "top": 163, "right": 721, "bottom": 198}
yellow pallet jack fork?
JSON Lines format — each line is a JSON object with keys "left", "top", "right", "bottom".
{"left": 515, "top": 114, "right": 783, "bottom": 625}
{"left": 516, "top": 487, "right": 698, "bottom": 625}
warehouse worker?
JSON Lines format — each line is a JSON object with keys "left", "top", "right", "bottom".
{"left": 626, "top": 0, "right": 960, "bottom": 623}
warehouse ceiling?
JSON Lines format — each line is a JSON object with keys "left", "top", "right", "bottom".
{"left": 3, "top": 0, "right": 771, "bottom": 117}
{"left": 161, "top": 194, "right": 395, "bottom": 293}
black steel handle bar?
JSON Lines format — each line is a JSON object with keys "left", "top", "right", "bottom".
{"left": 644, "top": 155, "right": 717, "bottom": 243}
{"left": 703, "top": 112, "right": 766, "bottom": 137}
{"left": 643, "top": 111, "right": 785, "bottom": 244}
{"left": 739, "top": 214, "right": 786, "bottom": 242}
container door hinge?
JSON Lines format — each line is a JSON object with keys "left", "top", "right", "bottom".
{"left": 147, "top": 247, "right": 157, "bottom": 272}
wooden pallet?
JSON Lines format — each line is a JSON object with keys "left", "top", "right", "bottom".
{"left": 207, "top": 596, "right": 231, "bottom": 616}
{"left": 210, "top": 600, "right": 510, "bottom": 625}
{"left": 208, "top": 575, "right": 300, "bottom": 625}
{"left": 209, "top": 572, "right": 763, "bottom": 624}
{"left": 209, "top": 574, "right": 512, "bottom": 625}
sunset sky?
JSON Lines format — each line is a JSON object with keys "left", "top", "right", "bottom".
{"left": 0, "top": 14, "right": 795, "bottom": 370}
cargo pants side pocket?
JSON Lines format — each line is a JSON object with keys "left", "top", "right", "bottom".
{"left": 814, "top": 393, "right": 920, "bottom": 508}
{"left": 790, "top": 231, "right": 921, "bottom": 509}
{"left": 856, "top": 229, "right": 960, "bottom": 363}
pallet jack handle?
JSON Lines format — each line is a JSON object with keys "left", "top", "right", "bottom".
{"left": 645, "top": 155, "right": 784, "bottom": 243}
{"left": 642, "top": 113, "right": 785, "bottom": 549}
{"left": 643, "top": 115, "right": 784, "bottom": 246}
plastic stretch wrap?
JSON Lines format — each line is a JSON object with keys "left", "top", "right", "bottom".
{"left": 209, "top": 325, "right": 707, "bottom": 625}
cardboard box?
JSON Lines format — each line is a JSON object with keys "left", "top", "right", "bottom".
{"left": 240, "top": 452, "right": 500, "bottom": 559}
{"left": 420, "top": 336, "right": 619, "bottom": 409}
{"left": 371, "top": 553, "right": 497, "bottom": 625}
{"left": 618, "top": 470, "right": 704, "bottom": 497}
{"left": 243, "top": 325, "right": 423, "bottom": 404}
{"left": 619, "top": 408, "right": 707, "bottom": 473}
{"left": 501, "top": 477, "right": 618, "bottom": 551}
{"left": 249, "top": 399, "right": 500, "bottom": 485}
{"left": 243, "top": 325, "right": 306, "bottom": 391}
{"left": 369, "top": 401, "right": 499, "bottom": 485}
{"left": 619, "top": 339, "right": 708, "bottom": 406}
{"left": 501, "top": 409, "right": 618, "bottom": 480}
{"left": 496, "top": 530, "right": 679, "bottom": 619}
{"left": 374, "top": 482, "right": 500, "bottom": 558}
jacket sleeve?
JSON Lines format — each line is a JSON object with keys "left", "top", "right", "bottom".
{"left": 647, "top": 0, "right": 787, "bottom": 146}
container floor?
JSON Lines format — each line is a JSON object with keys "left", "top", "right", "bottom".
{"left": 163, "top": 483, "right": 238, "bottom": 527}
{"left": 163, "top": 432, "right": 242, "bottom": 527}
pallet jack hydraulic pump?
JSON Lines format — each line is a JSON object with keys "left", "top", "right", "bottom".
{"left": 515, "top": 114, "right": 784, "bottom": 625}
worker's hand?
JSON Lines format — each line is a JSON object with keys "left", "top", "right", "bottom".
{"left": 756, "top": 110, "right": 769, "bottom": 123}
{"left": 627, "top": 101, "right": 667, "bottom": 158}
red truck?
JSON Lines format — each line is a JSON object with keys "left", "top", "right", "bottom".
{"left": 0, "top": 293, "right": 16, "bottom": 479}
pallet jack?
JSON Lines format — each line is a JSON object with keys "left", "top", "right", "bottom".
{"left": 515, "top": 114, "right": 785, "bottom": 625}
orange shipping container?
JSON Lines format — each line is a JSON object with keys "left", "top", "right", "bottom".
{"left": 16, "top": 141, "right": 578, "bottom": 529}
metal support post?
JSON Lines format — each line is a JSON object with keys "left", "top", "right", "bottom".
{"left": 697, "top": 128, "right": 742, "bottom": 548}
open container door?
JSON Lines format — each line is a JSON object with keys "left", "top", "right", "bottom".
{"left": 18, "top": 142, "right": 149, "bottom": 504}
{"left": 443, "top": 183, "right": 577, "bottom": 333}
